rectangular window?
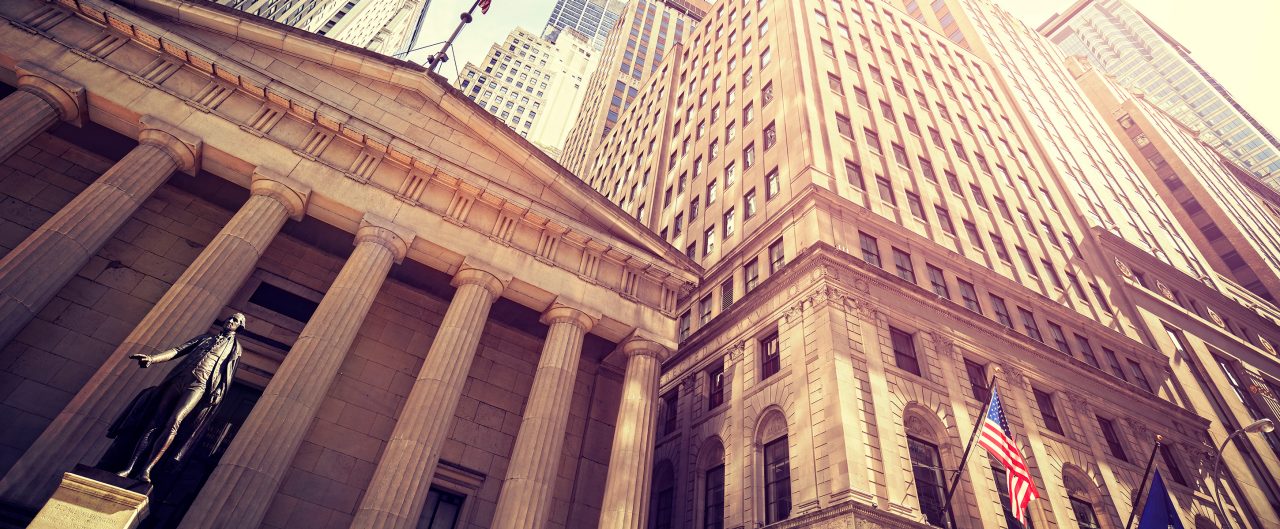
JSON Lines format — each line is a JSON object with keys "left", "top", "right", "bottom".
{"left": 769, "top": 239, "right": 785, "bottom": 273}
{"left": 1033, "top": 388, "right": 1063, "bottom": 434}
{"left": 761, "top": 331, "right": 781, "bottom": 379}
{"left": 704, "top": 464, "right": 725, "bottom": 529}
{"left": 721, "top": 279, "right": 735, "bottom": 310}
{"left": 908, "top": 436, "right": 955, "bottom": 528}
{"left": 876, "top": 176, "right": 896, "bottom": 205}
{"left": 965, "top": 359, "right": 990, "bottom": 402}
{"left": 964, "top": 221, "right": 983, "bottom": 249}
{"left": 990, "top": 295, "right": 1012, "bottom": 327}
{"left": 836, "top": 114, "right": 854, "bottom": 137}
{"left": 959, "top": 280, "right": 980, "bottom": 313}
{"left": 1071, "top": 498, "right": 1101, "bottom": 529}
{"left": 1020, "top": 308, "right": 1042, "bottom": 342}
{"left": 708, "top": 364, "right": 725, "bottom": 409}
{"left": 1159, "top": 444, "right": 1187, "bottom": 486}
{"left": 993, "top": 465, "right": 1035, "bottom": 529}
{"left": 679, "top": 311, "right": 692, "bottom": 341}
{"left": 1097, "top": 416, "right": 1128, "bottom": 461}
{"left": 860, "top": 232, "right": 882, "bottom": 268}
{"left": 744, "top": 188, "right": 757, "bottom": 218}
{"left": 766, "top": 167, "right": 779, "bottom": 198}
{"left": 661, "top": 390, "right": 679, "bottom": 436}
{"left": 907, "top": 191, "right": 925, "bottom": 219}
{"left": 864, "top": 128, "right": 882, "bottom": 155}
{"left": 699, "top": 295, "right": 713, "bottom": 324}
{"left": 845, "top": 160, "right": 865, "bottom": 189}
{"left": 936, "top": 206, "right": 955, "bottom": 235}
{"left": 422, "top": 487, "right": 466, "bottom": 529}
{"left": 1075, "top": 335, "right": 1101, "bottom": 368}
{"left": 763, "top": 437, "right": 791, "bottom": 524}
{"left": 893, "top": 248, "right": 916, "bottom": 283}
{"left": 744, "top": 259, "right": 760, "bottom": 292}
{"left": 764, "top": 121, "right": 777, "bottom": 150}
{"left": 928, "top": 265, "right": 949, "bottom": 298}
{"left": 890, "top": 326, "right": 921, "bottom": 375}
{"left": 1103, "top": 348, "right": 1128, "bottom": 381}
{"left": 1047, "top": 322, "right": 1069, "bottom": 353}
{"left": 1127, "top": 360, "right": 1153, "bottom": 392}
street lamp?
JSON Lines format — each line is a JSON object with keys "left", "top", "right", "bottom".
{"left": 1210, "top": 418, "right": 1274, "bottom": 529}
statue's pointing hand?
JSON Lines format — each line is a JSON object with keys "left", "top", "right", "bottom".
{"left": 129, "top": 354, "right": 152, "bottom": 368}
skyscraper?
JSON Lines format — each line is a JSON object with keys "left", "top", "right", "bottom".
{"left": 543, "top": 0, "right": 627, "bottom": 51}
{"left": 1038, "top": 0, "right": 1280, "bottom": 188}
{"left": 215, "top": 0, "right": 423, "bottom": 55}
{"left": 455, "top": 27, "right": 599, "bottom": 158}
{"left": 559, "top": 0, "right": 709, "bottom": 173}
{"left": 577, "top": 0, "right": 1280, "bottom": 527}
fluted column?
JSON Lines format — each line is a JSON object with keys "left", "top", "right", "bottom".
{"left": 179, "top": 215, "right": 413, "bottom": 529}
{"left": 598, "top": 338, "right": 668, "bottom": 529}
{"left": 0, "top": 170, "right": 308, "bottom": 508}
{"left": 350, "top": 266, "right": 505, "bottom": 529}
{"left": 0, "top": 116, "right": 200, "bottom": 351}
{"left": 0, "top": 62, "right": 86, "bottom": 163}
{"left": 490, "top": 305, "right": 596, "bottom": 529}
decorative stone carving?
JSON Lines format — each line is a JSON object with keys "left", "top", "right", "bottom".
{"left": 1156, "top": 280, "right": 1175, "bottom": 302}
{"left": 1114, "top": 257, "right": 1133, "bottom": 279}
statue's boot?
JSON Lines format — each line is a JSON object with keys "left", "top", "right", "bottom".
{"left": 116, "top": 428, "right": 155, "bottom": 479}
{"left": 135, "top": 425, "right": 179, "bottom": 483}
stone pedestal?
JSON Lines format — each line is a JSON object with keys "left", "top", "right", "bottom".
{"left": 28, "top": 466, "right": 150, "bottom": 529}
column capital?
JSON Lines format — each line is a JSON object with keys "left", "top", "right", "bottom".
{"left": 617, "top": 336, "right": 670, "bottom": 362}
{"left": 541, "top": 304, "right": 595, "bottom": 332}
{"left": 16, "top": 61, "right": 87, "bottom": 126}
{"left": 356, "top": 213, "right": 415, "bottom": 263}
{"left": 138, "top": 115, "right": 202, "bottom": 175}
{"left": 451, "top": 266, "right": 506, "bottom": 300}
{"left": 251, "top": 168, "right": 311, "bottom": 220}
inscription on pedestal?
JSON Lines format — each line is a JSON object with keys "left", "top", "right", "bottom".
{"left": 27, "top": 466, "right": 150, "bottom": 529}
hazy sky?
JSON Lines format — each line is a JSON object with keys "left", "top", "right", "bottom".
{"left": 406, "top": 0, "right": 1280, "bottom": 135}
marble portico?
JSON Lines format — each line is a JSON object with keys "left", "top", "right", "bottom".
{"left": 0, "top": 0, "right": 697, "bottom": 527}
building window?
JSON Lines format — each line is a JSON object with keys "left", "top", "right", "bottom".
{"left": 708, "top": 364, "right": 725, "bottom": 409}
{"left": 745, "top": 259, "right": 760, "bottom": 292}
{"left": 766, "top": 167, "right": 780, "bottom": 198}
{"left": 1033, "top": 388, "right": 1063, "bottom": 434}
{"left": 890, "top": 326, "right": 921, "bottom": 376}
{"left": 860, "top": 232, "right": 881, "bottom": 268}
{"left": 699, "top": 296, "right": 713, "bottom": 325}
{"left": 965, "top": 359, "right": 990, "bottom": 402}
{"left": 845, "top": 160, "right": 865, "bottom": 189}
{"left": 1097, "top": 416, "right": 1127, "bottom": 461}
{"left": 992, "top": 464, "right": 1034, "bottom": 529}
{"left": 419, "top": 487, "right": 465, "bottom": 529}
{"left": 1070, "top": 497, "right": 1101, "bottom": 529}
{"left": 761, "top": 331, "right": 781, "bottom": 379}
{"left": 1103, "top": 348, "right": 1128, "bottom": 381}
{"left": 991, "top": 295, "right": 1012, "bottom": 328}
{"left": 958, "top": 280, "right": 980, "bottom": 313}
{"left": 1159, "top": 444, "right": 1187, "bottom": 486}
{"left": 660, "top": 390, "right": 679, "bottom": 436}
{"left": 763, "top": 437, "right": 792, "bottom": 524}
{"left": 744, "top": 188, "right": 758, "bottom": 218}
{"left": 1127, "top": 360, "right": 1153, "bottom": 392}
{"left": 907, "top": 191, "right": 925, "bottom": 218}
{"left": 721, "top": 279, "right": 735, "bottom": 310}
{"left": 936, "top": 205, "right": 955, "bottom": 235}
{"left": 836, "top": 114, "right": 854, "bottom": 137}
{"left": 764, "top": 121, "right": 777, "bottom": 150}
{"left": 1020, "top": 308, "right": 1042, "bottom": 342}
{"left": 704, "top": 464, "right": 725, "bottom": 529}
{"left": 1075, "top": 334, "right": 1101, "bottom": 369}
{"left": 653, "top": 475, "right": 675, "bottom": 529}
{"left": 928, "top": 265, "right": 949, "bottom": 298}
{"left": 769, "top": 239, "right": 785, "bottom": 273}
{"left": 876, "top": 176, "right": 896, "bottom": 205}
{"left": 908, "top": 436, "right": 954, "bottom": 528}
{"left": 893, "top": 248, "right": 915, "bottom": 284}
{"left": 679, "top": 312, "right": 691, "bottom": 341}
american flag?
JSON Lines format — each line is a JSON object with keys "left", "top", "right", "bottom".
{"left": 979, "top": 388, "right": 1039, "bottom": 525}
{"left": 477, "top": 0, "right": 491, "bottom": 13}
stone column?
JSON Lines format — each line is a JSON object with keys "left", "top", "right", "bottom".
{"left": 178, "top": 215, "right": 413, "bottom": 529}
{"left": 490, "top": 305, "right": 595, "bottom": 529}
{"left": 0, "top": 62, "right": 87, "bottom": 163}
{"left": 598, "top": 338, "right": 668, "bottom": 529}
{"left": 0, "top": 116, "right": 200, "bottom": 351}
{"left": 858, "top": 307, "right": 914, "bottom": 516}
{"left": 351, "top": 265, "right": 505, "bottom": 529}
{"left": 0, "top": 170, "right": 308, "bottom": 508}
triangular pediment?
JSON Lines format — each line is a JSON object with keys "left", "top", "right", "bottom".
{"left": 115, "top": 0, "right": 697, "bottom": 276}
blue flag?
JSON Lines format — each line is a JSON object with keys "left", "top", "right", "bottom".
{"left": 1136, "top": 470, "right": 1186, "bottom": 529}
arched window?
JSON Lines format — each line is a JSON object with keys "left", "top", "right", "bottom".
{"left": 651, "top": 461, "right": 675, "bottom": 529}
{"left": 756, "top": 409, "right": 790, "bottom": 524}
{"left": 1064, "top": 471, "right": 1105, "bottom": 529}
{"left": 696, "top": 438, "right": 726, "bottom": 529}
{"left": 905, "top": 412, "right": 956, "bottom": 528}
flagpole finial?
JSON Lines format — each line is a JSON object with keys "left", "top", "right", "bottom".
{"left": 1155, "top": 434, "right": 1163, "bottom": 443}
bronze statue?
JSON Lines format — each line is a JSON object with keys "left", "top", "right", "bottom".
{"left": 102, "top": 313, "right": 245, "bottom": 483}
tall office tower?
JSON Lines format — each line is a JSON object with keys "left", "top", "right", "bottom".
{"left": 559, "top": 0, "right": 709, "bottom": 174}
{"left": 543, "top": 0, "right": 627, "bottom": 51}
{"left": 580, "top": 0, "right": 1280, "bottom": 528}
{"left": 455, "top": 27, "right": 599, "bottom": 158}
{"left": 1038, "top": 0, "right": 1280, "bottom": 189}
{"left": 216, "top": 0, "right": 422, "bottom": 55}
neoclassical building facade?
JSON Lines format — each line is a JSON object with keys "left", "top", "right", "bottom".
{"left": 0, "top": 1, "right": 1278, "bottom": 529}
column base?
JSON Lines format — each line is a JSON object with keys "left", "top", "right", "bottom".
{"left": 27, "top": 466, "right": 151, "bottom": 529}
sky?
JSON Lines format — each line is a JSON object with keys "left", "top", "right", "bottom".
{"left": 405, "top": 0, "right": 1280, "bottom": 135}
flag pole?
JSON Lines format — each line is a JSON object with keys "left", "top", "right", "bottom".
{"left": 1124, "top": 434, "right": 1164, "bottom": 529}
{"left": 939, "top": 373, "right": 998, "bottom": 529}
{"left": 425, "top": 0, "right": 482, "bottom": 72}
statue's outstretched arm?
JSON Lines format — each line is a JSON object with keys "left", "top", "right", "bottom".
{"left": 140, "top": 335, "right": 204, "bottom": 365}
